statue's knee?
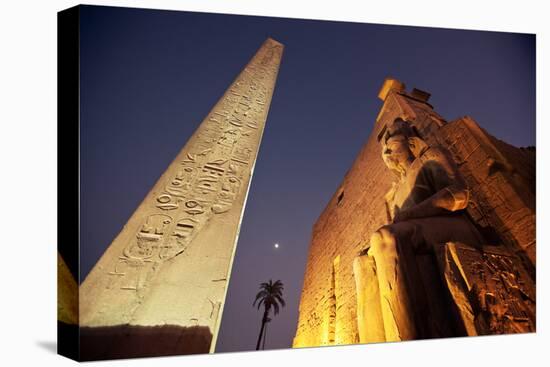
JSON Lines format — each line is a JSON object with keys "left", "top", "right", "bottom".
{"left": 370, "top": 227, "right": 397, "bottom": 256}
{"left": 369, "top": 231, "right": 382, "bottom": 254}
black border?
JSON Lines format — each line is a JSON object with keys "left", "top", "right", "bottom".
{"left": 57, "top": 4, "right": 80, "bottom": 361}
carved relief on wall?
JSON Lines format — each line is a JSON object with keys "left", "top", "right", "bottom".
{"left": 438, "top": 242, "right": 536, "bottom": 335}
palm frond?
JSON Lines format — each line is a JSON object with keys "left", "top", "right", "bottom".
{"left": 253, "top": 279, "right": 286, "bottom": 318}
{"left": 254, "top": 290, "right": 268, "bottom": 300}
{"left": 274, "top": 294, "right": 286, "bottom": 307}
{"left": 272, "top": 301, "right": 280, "bottom": 315}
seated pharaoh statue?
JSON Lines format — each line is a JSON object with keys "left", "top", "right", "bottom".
{"left": 354, "top": 118, "right": 487, "bottom": 342}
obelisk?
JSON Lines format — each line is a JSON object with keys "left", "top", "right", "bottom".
{"left": 80, "top": 38, "right": 284, "bottom": 359}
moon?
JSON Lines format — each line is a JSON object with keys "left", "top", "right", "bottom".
{"left": 274, "top": 243, "right": 279, "bottom": 249}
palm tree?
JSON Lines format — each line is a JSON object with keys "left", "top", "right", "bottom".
{"left": 253, "top": 279, "right": 285, "bottom": 350}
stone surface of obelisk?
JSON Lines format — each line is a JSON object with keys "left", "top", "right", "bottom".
{"left": 80, "top": 38, "right": 283, "bottom": 358}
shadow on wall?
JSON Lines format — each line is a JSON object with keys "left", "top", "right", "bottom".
{"left": 79, "top": 324, "right": 212, "bottom": 361}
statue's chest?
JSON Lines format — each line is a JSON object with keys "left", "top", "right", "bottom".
{"left": 389, "top": 160, "right": 434, "bottom": 213}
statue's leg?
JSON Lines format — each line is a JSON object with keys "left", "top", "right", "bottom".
{"left": 370, "top": 225, "right": 421, "bottom": 341}
{"left": 353, "top": 255, "right": 385, "bottom": 343}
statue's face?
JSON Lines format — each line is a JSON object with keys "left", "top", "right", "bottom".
{"left": 382, "top": 135, "right": 414, "bottom": 175}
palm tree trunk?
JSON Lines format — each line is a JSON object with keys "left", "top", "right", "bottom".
{"left": 262, "top": 320, "right": 268, "bottom": 349}
{"left": 255, "top": 309, "right": 269, "bottom": 350}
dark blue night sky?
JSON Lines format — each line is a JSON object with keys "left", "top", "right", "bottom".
{"left": 79, "top": 5, "right": 535, "bottom": 353}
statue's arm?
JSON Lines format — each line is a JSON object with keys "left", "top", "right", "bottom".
{"left": 394, "top": 148, "right": 469, "bottom": 222}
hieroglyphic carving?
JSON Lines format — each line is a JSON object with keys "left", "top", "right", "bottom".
{"left": 97, "top": 39, "right": 283, "bottom": 315}
{"left": 107, "top": 214, "right": 172, "bottom": 291}
{"left": 78, "top": 41, "right": 282, "bottom": 357}
{"left": 439, "top": 242, "right": 536, "bottom": 335}
{"left": 151, "top": 43, "right": 278, "bottom": 218}
{"left": 80, "top": 39, "right": 283, "bottom": 359}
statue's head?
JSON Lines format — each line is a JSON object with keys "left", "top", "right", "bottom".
{"left": 382, "top": 134, "right": 413, "bottom": 176}
{"left": 381, "top": 118, "right": 427, "bottom": 177}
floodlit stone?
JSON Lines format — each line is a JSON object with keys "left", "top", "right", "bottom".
{"left": 378, "top": 77, "right": 406, "bottom": 101}
{"left": 438, "top": 242, "right": 536, "bottom": 335}
{"left": 353, "top": 256, "right": 385, "bottom": 343}
{"left": 293, "top": 79, "right": 535, "bottom": 347}
{"left": 79, "top": 38, "right": 284, "bottom": 359}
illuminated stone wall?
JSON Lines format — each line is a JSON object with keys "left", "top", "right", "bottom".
{"left": 293, "top": 78, "right": 535, "bottom": 347}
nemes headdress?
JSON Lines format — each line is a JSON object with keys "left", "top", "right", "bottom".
{"left": 381, "top": 118, "right": 428, "bottom": 158}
